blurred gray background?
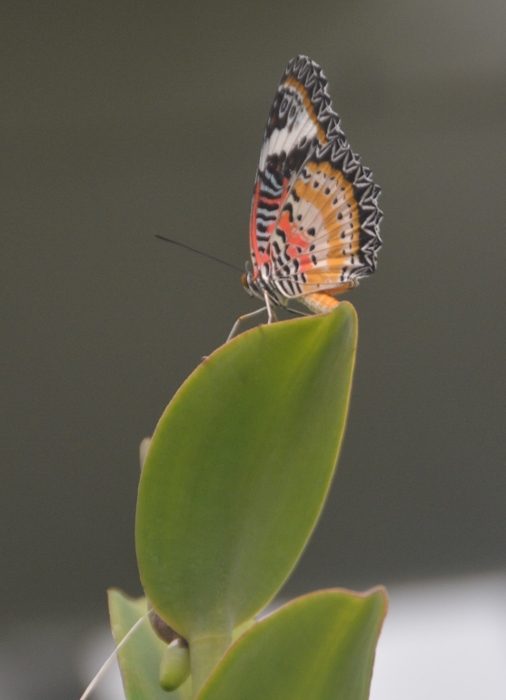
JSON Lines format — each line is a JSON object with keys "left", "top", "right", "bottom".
{"left": 2, "top": 1, "right": 505, "bottom": 692}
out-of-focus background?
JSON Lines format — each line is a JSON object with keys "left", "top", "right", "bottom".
{"left": 2, "top": 1, "right": 505, "bottom": 698}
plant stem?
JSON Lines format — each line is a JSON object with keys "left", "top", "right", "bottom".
{"left": 190, "top": 631, "right": 232, "bottom": 697}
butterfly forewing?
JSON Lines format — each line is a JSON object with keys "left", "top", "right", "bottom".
{"left": 249, "top": 58, "right": 330, "bottom": 272}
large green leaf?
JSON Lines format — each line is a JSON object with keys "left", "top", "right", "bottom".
{"left": 136, "top": 304, "right": 357, "bottom": 643}
{"left": 197, "top": 588, "right": 387, "bottom": 700}
{"left": 108, "top": 589, "right": 192, "bottom": 700}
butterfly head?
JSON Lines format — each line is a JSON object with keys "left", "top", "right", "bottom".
{"left": 241, "top": 268, "right": 265, "bottom": 299}
{"left": 242, "top": 265, "right": 288, "bottom": 310}
{"left": 241, "top": 271, "right": 253, "bottom": 296}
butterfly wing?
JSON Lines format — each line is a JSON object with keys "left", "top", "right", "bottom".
{"left": 249, "top": 57, "right": 330, "bottom": 273}
{"left": 263, "top": 57, "right": 382, "bottom": 302}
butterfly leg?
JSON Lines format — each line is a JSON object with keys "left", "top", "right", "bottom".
{"left": 264, "top": 291, "right": 278, "bottom": 325}
{"left": 227, "top": 306, "right": 267, "bottom": 341}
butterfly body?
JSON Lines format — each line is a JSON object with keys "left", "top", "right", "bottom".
{"left": 243, "top": 55, "right": 382, "bottom": 316}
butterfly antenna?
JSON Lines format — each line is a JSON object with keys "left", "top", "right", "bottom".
{"left": 155, "top": 235, "right": 243, "bottom": 273}
{"left": 79, "top": 611, "right": 149, "bottom": 700}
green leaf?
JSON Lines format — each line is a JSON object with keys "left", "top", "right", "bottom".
{"left": 108, "top": 589, "right": 191, "bottom": 700}
{"left": 136, "top": 304, "right": 357, "bottom": 643}
{"left": 197, "top": 588, "right": 387, "bottom": 700}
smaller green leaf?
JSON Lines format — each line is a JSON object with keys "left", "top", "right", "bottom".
{"left": 197, "top": 588, "right": 387, "bottom": 700}
{"left": 108, "top": 589, "right": 191, "bottom": 700}
{"left": 160, "top": 640, "right": 191, "bottom": 692}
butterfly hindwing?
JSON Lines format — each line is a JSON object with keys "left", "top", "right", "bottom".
{"left": 271, "top": 140, "right": 382, "bottom": 299}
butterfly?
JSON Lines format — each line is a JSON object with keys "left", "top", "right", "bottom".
{"left": 232, "top": 55, "right": 382, "bottom": 337}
